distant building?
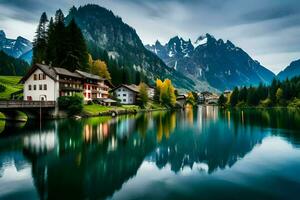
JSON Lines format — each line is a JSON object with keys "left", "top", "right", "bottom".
{"left": 111, "top": 84, "right": 139, "bottom": 105}
{"left": 147, "top": 87, "right": 155, "bottom": 99}
{"left": 223, "top": 90, "right": 232, "bottom": 98}
{"left": 199, "top": 91, "right": 219, "bottom": 105}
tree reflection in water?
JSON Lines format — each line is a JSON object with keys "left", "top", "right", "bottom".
{"left": 0, "top": 106, "right": 299, "bottom": 199}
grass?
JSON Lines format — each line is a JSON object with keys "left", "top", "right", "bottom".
{"left": 83, "top": 101, "right": 168, "bottom": 116}
{"left": 83, "top": 104, "right": 114, "bottom": 115}
{"left": 0, "top": 76, "right": 23, "bottom": 100}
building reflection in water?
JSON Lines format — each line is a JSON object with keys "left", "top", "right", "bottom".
{"left": 0, "top": 107, "right": 300, "bottom": 199}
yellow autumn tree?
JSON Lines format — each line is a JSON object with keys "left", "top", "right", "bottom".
{"left": 186, "top": 92, "right": 195, "bottom": 105}
{"left": 88, "top": 54, "right": 111, "bottom": 81}
{"left": 154, "top": 79, "right": 163, "bottom": 102}
{"left": 160, "top": 79, "right": 176, "bottom": 107}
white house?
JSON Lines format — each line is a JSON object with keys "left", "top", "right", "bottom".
{"left": 20, "top": 64, "right": 114, "bottom": 103}
{"left": 20, "top": 64, "right": 83, "bottom": 101}
{"left": 111, "top": 84, "right": 139, "bottom": 105}
{"left": 20, "top": 64, "right": 60, "bottom": 101}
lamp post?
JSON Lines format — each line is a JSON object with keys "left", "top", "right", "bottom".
{"left": 39, "top": 95, "right": 46, "bottom": 132}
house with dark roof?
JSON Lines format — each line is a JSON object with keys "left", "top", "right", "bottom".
{"left": 20, "top": 64, "right": 112, "bottom": 102}
{"left": 20, "top": 64, "right": 83, "bottom": 101}
{"left": 110, "top": 84, "right": 139, "bottom": 105}
{"left": 75, "top": 70, "right": 112, "bottom": 101}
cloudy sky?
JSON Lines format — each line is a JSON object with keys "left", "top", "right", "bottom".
{"left": 0, "top": 0, "right": 299, "bottom": 73}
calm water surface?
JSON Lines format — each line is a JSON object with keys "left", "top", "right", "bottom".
{"left": 0, "top": 106, "right": 300, "bottom": 200}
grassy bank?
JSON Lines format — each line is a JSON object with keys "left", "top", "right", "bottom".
{"left": 0, "top": 76, "right": 22, "bottom": 100}
{"left": 83, "top": 102, "right": 166, "bottom": 116}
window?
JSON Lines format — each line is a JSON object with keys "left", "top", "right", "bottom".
{"left": 34, "top": 74, "right": 37, "bottom": 80}
{"left": 43, "top": 74, "right": 46, "bottom": 80}
{"left": 88, "top": 93, "right": 91, "bottom": 98}
{"left": 84, "top": 92, "right": 86, "bottom": 97}
{"left": 118, "top": 94, "right": 120, "bottom": 97}
{"left": 39, "top": 84, "right": 42, "bottom": 90}
{"left": 123, "top": 99, "right": 126, "bottom": 102}
{"left": 123, "top": 94, "right": 127, "bottom": 97}
{"left": 28, "top": 85, "right": 32, "bottom": 90}
{"left": 118, "top": 89, "right": 121, "bottom": 92}
{"left": 122, "top": 89, "right": 125, "bottom": 91}
{"left": 44, "top": 84, "right": 47, "bottom": 90}
{"left": 33, "top": 85, "right": 36, "bottom": 90}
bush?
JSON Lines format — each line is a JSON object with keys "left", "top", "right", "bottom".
{"left": 288, "top": 98, "right": 300, "bottom": 108}
{"left": 260, "top": 98, "right": 272, "bottom": 107}
{"left": 58, "top": 94, "right": 84, "bottom": 115}
{"left": 0, "top": 84, "right": 6, "bottom": 93}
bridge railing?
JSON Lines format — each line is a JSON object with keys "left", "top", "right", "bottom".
{"left": 0, "top": 101, "right": 56, "bottom": 108}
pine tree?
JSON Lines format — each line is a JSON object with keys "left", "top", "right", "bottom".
{"left": 33, "top": 12, "right": 48, "bottom": 64}
{"left": 230, "top": 87, "right": 239, "bottom": 106}
{"left": 51, "top": 9, "right": 67, "bottom": 67}
{"left": 63, "top": 18, "right": 89, "bottom": 71}
{"left": 46, "top": 17, "right": 55, "bottom": 64}
{"left": 218, "top": 94, "right": 226, "bottom": 106}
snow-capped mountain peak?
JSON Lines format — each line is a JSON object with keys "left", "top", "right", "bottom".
{"left": 0, "top": 30, "right": 32, "bottom": 62}
{"left": 194, "top": 35, "right": 208, "bottom": 48}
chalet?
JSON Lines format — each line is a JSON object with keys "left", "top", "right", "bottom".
{"left": 20, "top": 64, "right": 112, "bottom": 103}
{"left": 20, "top": 64, "right": 83, "bottom": 101}
{"left": 75, "top": 70, "right": 111, "bottom": 101}
{"left": 111, "top": 84, "right": 139, "bottom": 105}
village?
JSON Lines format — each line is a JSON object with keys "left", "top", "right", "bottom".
{"left": 15, "top": 63, "right": 220, "bottom": 116}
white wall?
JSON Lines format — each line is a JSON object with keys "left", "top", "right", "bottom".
{"left": 23, "top": 69, "right": 58, "bottom": 101}
{"left": 115, "top": 87, "right": 136, "bottom": 104}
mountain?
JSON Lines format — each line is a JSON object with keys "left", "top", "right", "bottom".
{"left": 0, "top": 30, "right": 32, "bottom": 63}
{"left": 277, "top": 59, "right": 300, "bottom": 80}
{"left": 0, "top": 51, "right": 30, "bottom": 76}
{"left": 65, "top": 5, "right": 195, "bottom": 90}
{"left": 146, "top": 34, "right": 275, "bottom": 91}
{"left": 19, "top": 49, "right": 33, "bottom": 64}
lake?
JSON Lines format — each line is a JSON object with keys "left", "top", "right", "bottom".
{"left": 0, "top": 106, "right": 300, "bottom": 200}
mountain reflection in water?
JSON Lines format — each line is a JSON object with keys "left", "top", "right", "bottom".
{"left": 0, "top": 106, "right": 300, "bottom": 200}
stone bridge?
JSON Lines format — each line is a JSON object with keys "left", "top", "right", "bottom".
{"left": 0, "top": 101, "right": 57, "bottom": 121}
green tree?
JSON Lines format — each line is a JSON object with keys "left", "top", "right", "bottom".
{"left": 137, "top": 82, "right": 149, "bottom": 108}
{"left": 218, "top": 94, "right": 227, "bottom": 106}
{"left": 238, "top": 86, "right": 247, "bottom": 102}
{"left": 63, "top": 18, "right": 89, "bottom": 71}
{"left": 58, "top": 93, "right": 84, "bottom": 115}
{"left": 276, "top": 88, "right": 283, "bottom": 105}
{"left": 33, "top": 12, "right": 48, "bottom": 64}
{"left": 230, "top": 87, "right": 239, "bottom": 106}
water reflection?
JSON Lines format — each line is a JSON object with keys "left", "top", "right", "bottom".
{"left": 0, "top": 106, "right": 300, "bottom": 199}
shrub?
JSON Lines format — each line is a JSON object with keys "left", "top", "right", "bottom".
{"left": 260, "top": 98, "right": 272, "bottom": 107}
{"left": 58, "top": 94, "right": 84, "bottom": 115}
{"left": 0, "top": 84, "right": 6, "bottom": 93}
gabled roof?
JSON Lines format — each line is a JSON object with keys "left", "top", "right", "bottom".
{"left": 75, "top": 70, "right": 104, "bottom": 80}
{"left": 110, "top": 84, "right": 139, "bottom": 93}
{"left": 19, "top": 63, "right": 57, "bottom": 83}
{"left": 54, "top": 67, "right": 82, "bottom": 78}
